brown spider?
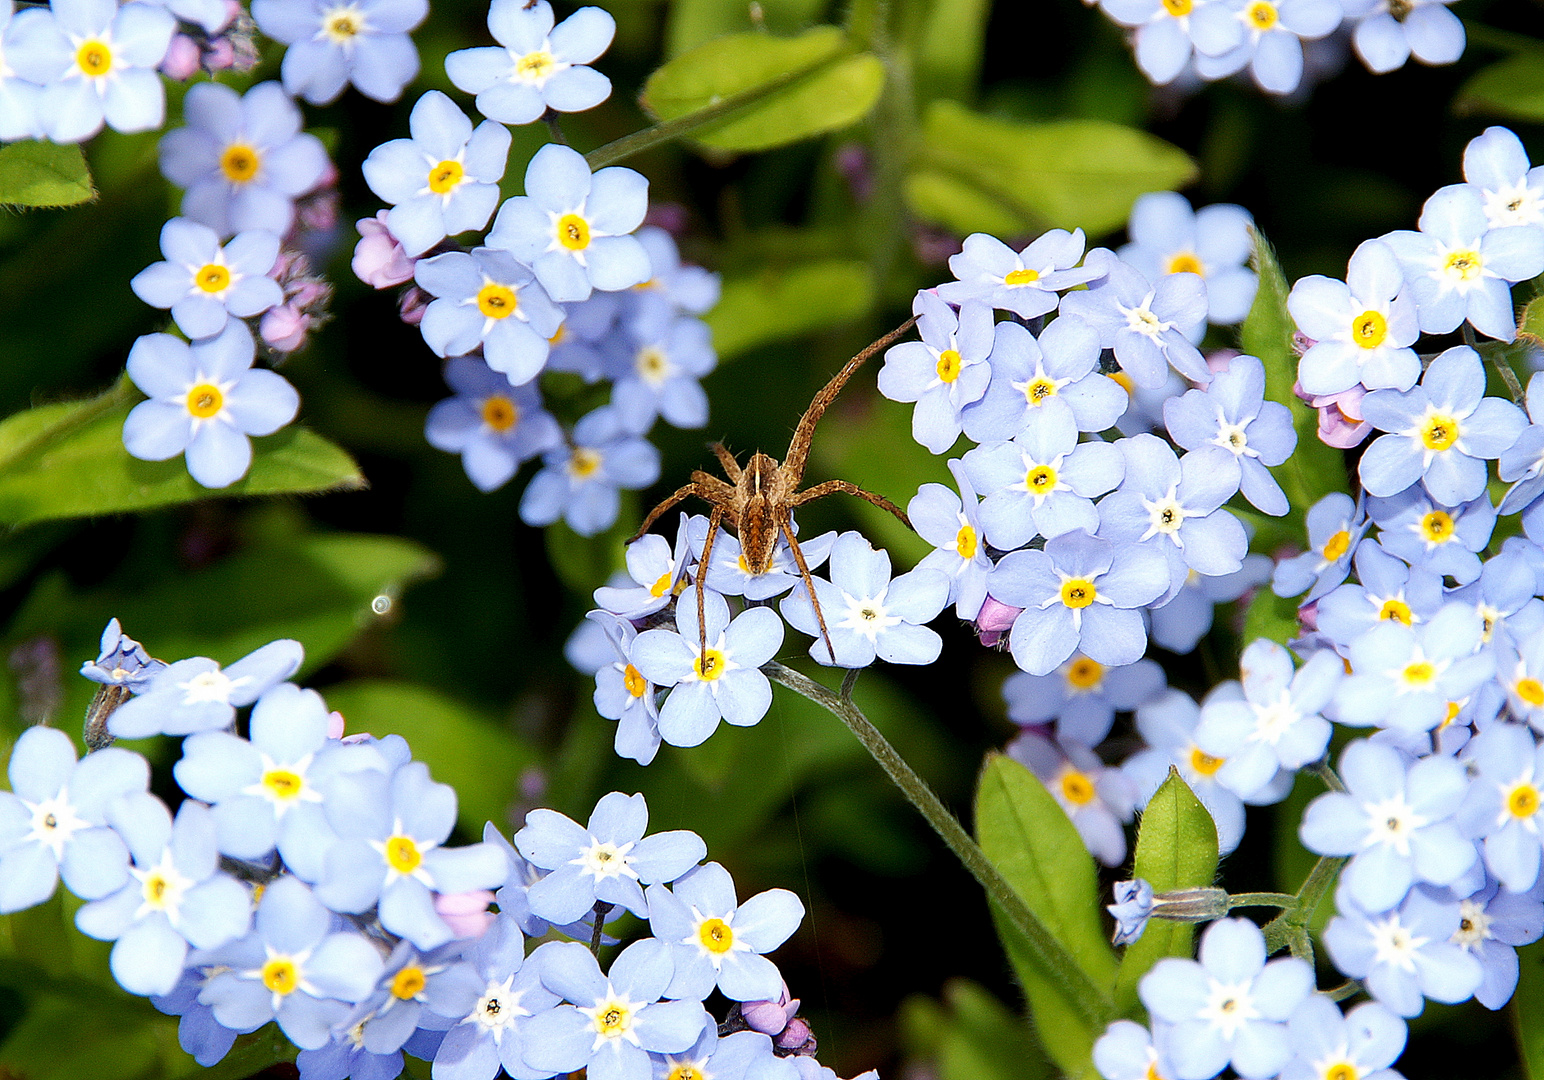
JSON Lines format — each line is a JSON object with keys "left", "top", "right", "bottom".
{"left": 628, "top": 317, "right": 919, "bottom": 662}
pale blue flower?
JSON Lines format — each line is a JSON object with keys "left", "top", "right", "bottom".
{"left": 1106, "top": 880, "right": 1156, "bottom": 946}
{"left": 1281, "top": 997, "right": 1406, "bottom": 1080}
{"left": 445, "top": 0, "right": 614, "bottom": 125}
{"left": 653, "top": 1029, "right": 789, "bottom": 1080}
{"left": 961, "top": 313, "right": 1125, "bottom": 440}
{"left": 1098, "top": 0, "right": 1244, "bottom": 83}
{"left": 1445, "top": 877, "right": 1544, "bottom": 1010}
{"left": 1009, "top": 732, "right": 1137, "bottom": 866}
{"left": 80, "top": 618, "right": 164, "bottom": 690}
{"left": 1289, "top": 239, "right": 1421, "bottom": 397}
{"left": 1500, "top": 371, "right": 1544, "bottom": 521}
{"left": 1120, "top": 192, "right": 1258, "bottom": 323}
{"left": 1059, "top": 259, "right": 1209, "bottom": 387}
{"left": 1315, "top": 540, "right": 1444, "bottom": 650}
{"left": 1333, "top": 602, "right": 1494, "bottom": 733}
{"left": 1463, "top": 126, "right": 1544, "bottom": 234}
{"left": 937, "top": 229, "right": 1101, "bottom": 318}
{"left": 1272, "top": 492, "right": 1367, "bottom": 601}
{"left": 631, "top": 586, "right": 783, "bottom": 746}
{"left": 0, "top": 726, "right": 145, "bottom": 913}
{"left": 1193, "top": 0, "right": 1341, "bottom": 94}
{"left": 0, "top": 2, "right": 43, "bottom": 141}
{"left": 362, "top": 90, "right": 512, "bottom": 257}
{"left": 486, "top": 143, "right": 650, "bottom": 303}
{"left": 252, "top": 0, "right": 427, "bottom": 105}
{"left": 1123, "top": 688, "right": 1247, "bottom": 854}
{"left": 1457, "top": 722, "right": 1544, "bottom": 892}
{"left": 158, "top": 81, "right": 330, "bottom": 238}
{"left": 416, "top": 248, "right": 564, "bottom": 385}
{"left": 909, "top": 461, "right": 993, "bottom": 621}
{"left": 1344, "top": 0, "right": 1463, "bottom": 73}
{"left": 131, "top": 219, "right": 284, "bottom": 339}
{"left": 7, "top": 0, "right": 175, "bottom": 143}
{"left": 519, "top": 407, "right": 661, "bottom": 536}
{"left": 430, "top": 915, "right": 560, "bottom": 1080}
{"left": 594, "top": 513, "right": 695, "bottom": 620}
{"left": 426, "top": 358, "right": 564, "bottom": 493}
{"left": 1323, "top": 885, "right": 1483, "bottom": 1017}
{"left": 107, "top": 638, "right": 303, "bottom": 738}
{"left": 1368, "top": 487, "right": 1496, "bottom": 585}
{"left": 121, "top": 322, "right": 301, "bottom": 489}
{"left": 1163, "top": 354, "right": 1295, "bottom": 516}
{"left": 151, "top": 965, "right": 252, "bottom": 1067}
{"left": 1007, "top": 655, "right": 1165, "bottom": 747}
{"left": 686, "top": 516, "right": 837, "bottom": 602}
{"left": 1149, "top": 554, "right": 1272, "bottom": 655}
{"left": 1446, "top": 546, "right": 1544, "bottom": 651}
{"left": 630, "top": 226, "right": 720, "bottom": 318}
{"left": 876, "top": 291, "right": 992, "bottom": 454}
{"left": 1095, "top": 1020, "right": 1172, "bottom": 1080}
{"left": 588, "top": 612, "right": 663, "bottom": 766}
{"left": 607, "top": 309, "right": 715, "bottom": 433}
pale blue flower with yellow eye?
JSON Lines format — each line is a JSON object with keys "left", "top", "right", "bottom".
{"left": 1099, "top": 0, "right": 1244, "bottom": 84}
{"left": 1368, "top": 487, "right": 1496, "bottom": 586}
{"left": 1193, "top": 0, "right": 1341, "bottom": 95}
{"left": 1315, "top": 540, "right": 1445, "bottom": 651}
{"left": 426, "top": 358, "right": 564, "bottom": 494}
{"left": 587, "top": 611, "right": 662, "bottom": 767}
{"left": 252, "top": 0, "right": 427, "bottom": 105}
{"left": 446, "top": 0, "right": 614, "bottom": 126}
{"left": 121, "top": 322, "right": 301, "bottom": 490}
{"left": 1008, "top": 655, "right": 1165, "bottom": 747}
{"left": 937, "top": 229, "right": 1101, "bottom": 318}
{"left": 1289, "top": 239, "right": 1421, "bottom": 397}
{"left": 961, "top": 314, "right": 1125, "bottom": 440}
{"left": 1059, "top": 258, "right": 1209, "bottom": 388}
{"left": 429, "top": 914, "right": 559, "bottom": 1080}
{"left": 1120, "top": 192, "right": 1258, "bottom": 324}
{"left": 1344, "top": 0, "right": 1463, "bottom": 73}
{"left": 1163, "top": 354, "right": 1295, "bottom": 517}
{"left": 1271, "top": 492, "right": 1367, "bottom": 601}
{"left": 1333, "top": 602, "right": 1494, "bottom": 734}
{"left": 1123, "top": 688, "right": 1247, "bottom": 855}
{"left": 606, "top": 309, "right": 716, "bottom": 433}
{"left": 519, "top": 407, "right": 660, "bottom": 537}
{"left": 107, "top": 638, "right": 304, "bottom": 739}
{"left": 877, "top": 291, "right": 992, "bottom": 454}
{"left": 363, "top": 90, "right": 512, "bottom": 257}
{"left": 131, "top": 219, "right": 283, "bottom": 340}
{"left": 416, "top": 248, "right": 565, "bottom": 386}
{"left": 1281, "top": 997, "right": 1407, "bottom": 1080}
{"left": 1010, "top": 731, "right": 1137, "bottom": 866}
{"left": 1456, "top": 722, "right": 1544, "bottom": 892}
{"left": 1095, "top": 1020, "right": 1172, "bottom": 1080}
{"left": 910, "top": 461, "right": 993, "bottom": 621}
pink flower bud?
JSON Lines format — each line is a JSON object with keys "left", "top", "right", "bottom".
{"left": 974, "top": 595, "right": 1022, "bottom": 648}
{"left": 435, "top": 890, "right": 496, "bottom": 938}
{"left": 741, "top": 981, "right": 799, "bottom": 1035}
{"left": 399, "top": 285, "right": 431, "bottom": 326}
{"left": 775, "top": 1017, "right": 817, "bottom": 1054}
{"left": 1206, "top": 349, "right": 1240, "bottom": 375}
{"left": 1298, "top": 599, "right": 1319, "bottom": 633}
{"left": 326, "top": 710, "right": 346, "bottom": 739}
{"left": 159, "top": 34, "right": 202, "bottom": 79}
{"left": 203, "top": 36, "right": 236, "bottom": 71}
{"left": 261, "top": 304, "right": 310, "bottom": 353}
{"left": 353, "top": 212, "right": 415, "bottom": 289}
{"left": 1295, "top": 381, "right": 1372, "bottom": 449}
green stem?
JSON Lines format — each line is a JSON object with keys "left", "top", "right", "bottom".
{"left": 584, "top": 51, "right": 856, "bottom": 170}
{"left": 1309, "top": 760, "right": 1346, "bottom": 794}
{"left": 0, "top": 374, "right": 135, "bottom": 475}
{"left": 1262, "top": 854, "right": 1347, "bottom": 958}
{"left": 1227, "top": 892, "right": 1297, "bottom": 910}
{"left": 763, "top": 661, "right": 1116, "bottom": 1028}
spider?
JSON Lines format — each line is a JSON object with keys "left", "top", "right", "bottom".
{"left": 628, "top": 317, "right": 919, "bottom": 663}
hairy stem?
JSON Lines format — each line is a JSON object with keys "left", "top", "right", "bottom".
{"left": 590, "top": 901, "right": 612, "bottom": 956}
{"left": 1226, "top": 892, "right": 1298, "bottom": 910}
{"left": 764, "top": 661, "right": 1116, "bottom": 1027}
{"left": 1262, "top": 854, "right": 1348, "bottom": 958}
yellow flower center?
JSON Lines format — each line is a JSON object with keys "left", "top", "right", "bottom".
{"left": 1378, "top": 599, "right": 1412, "bottom": 625}
{"left": 516, "top": 50, "right": 557, "bottom": 81}
{"left": 1161, "top": 0, "right": 1192, "bottom": 14}
{"left": 142, "top": 871, "right": 170, "bottom": 906}
{"left": 1510, "top": 784, "right": 1541, "bottom": 818}
{"left": 1420, "top": 510, "right": 1455, "bottom": 543}
{"left": 481, "top": 395, "right": 518, "bottom": 432}
{"left": 1321, "top": 529, "right": 1351, "bottom": 562}
{"left": 1246, "top": 0, "right": 1278, "bottom": 28}
{"left": 385, "top": 835, "right": 422, "bottom": 874}
{"left": 220, "top": 143, "right": 260, "bottom": 183}
{"left": 1165, "top": 252, "right": 1204, "bottom": 276}
{"left": 76, "top": 39, "right": 112, "bottom": 76}
{"left": 1352, "top": 310, "right": 1387, "bottom": 349}
{"left": 1024, "top": 377, "right": 1058, "bottom": 404}
{"left": 1518, "top": 678, "right": 1544, "bottom": 707}
{"left": 1401, "top": 660, "right": 1436, "bottom": 687}
{"left": 936, "top": 349, "right": 962, "bottom": 382}
{"left": 1325, "top": 1064, "right": 1358, "bottom": 1080}
{"left": 321, "top": 6, "right": 363, "bottom": 41}
{"left": 624, "top": 664, "right": 648, "bottom": 697}
{"left": 262, "top": 957, "right": 299, "bottom": 996}
{"left": 569, "top": 448, "right": 602, "bottom": 478}
{"left": 262, "top": 769, "right": 304, "bottom": 801}
{"left": 593, "top": 1001, "right": 631, "bottom": 1037}
{"left": 649, "top": 571, "right": 674, "bottom": 598}
{"left": 556, "top": 213, "right": 591, "bottom": 251}
{"left": 955, "top": 524, "right": 978, "bottom": 560}
{"left": 1443, "top": 249, "right": 1483, "bottom": 281}
{"left": 1026, "top": 465, "right": 1058, "bottom": 493}
{"left": 1003, "top": 267, "right": 1040, "bottom": 286}
{"left": 669, "top": 1067, "right": 706, "bottom": 1080}
{"left": 1060, "top": 578, "right": 1096, "bottom": 609}
{"left": 1190, "top": 746, "right": 1225, "bottom": 776}
{"left": 428, "top": 160, "right": 464, "bottom": 194}
{"left": 1420, "top": 414, "right": 1459, "bottom": 452}
{"left": 694, "top": 648, "right": 726, "bottom": 681}
{"left": 1061, "top": 769, "right": 1096, "bottom": 806}
{"left": 186, "top": 384, "right": 224, "bottom": 419}
{"left": 1067, "top": 656, "right": 1103, "bottom": 690}
{"left": 697, "top": 917, "right": 735, "bottom": 954}
{"left": 636, "top": 346, "right": 669, "bottom": 380}
{"left": 391, "top": 966, "right": 427, "bottom": 1000}
{"left": 477, "top": 283, "right": 518, "bottom": 320}
{"left": 195, "top": 264, "right": 231, "bottom": 293}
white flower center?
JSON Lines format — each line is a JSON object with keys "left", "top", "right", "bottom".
{"left": 572, "top": 838, "right": 638, "bottom": 881}
{"left": 1199, "top": 978, "right": 1261, "bottom": 1039}
{"left": 1248, "top": 692, "right": 1300, "bottom": 746}
{"left": 468, "top": 975, "right": 529, "bottom": 1043}
{"left": 24, "top": 790, "right": 90, "bottom": 861}
{"left": 132, "top": 848, "right": 196, "bottom": 925}
{"left": 1120, "top": 294, "right": 1173, "bottom": 340}
{"left": 178, "top": 667, "right": 244, "bottom": 706}
{"left": 1369, "top": 913, "right": 1427, "bottom": 972}
{"left": 1361, "top": 795, "right": 1427, "bottom": 858}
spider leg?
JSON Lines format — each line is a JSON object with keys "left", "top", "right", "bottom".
{"left": 790, "top": 479, "right": 914, "bottom": 532}
{"left": 781, "top": 516, "right": 837, "bottom": 665}
{"left": 708, "top": 443, "right": 743, "bottom": 482}
{"left": 691, "top": 470, "right": 737, "bottom": 504}
{"left": 628, "top": 483, "right": 700, "bottom": 544}
{"left": 781, "top": 315, "right": 919, "bottom": 486}
{"left": 695, "top": 505, "right": 725, "bottom": 659}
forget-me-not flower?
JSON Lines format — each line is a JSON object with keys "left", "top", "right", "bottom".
{"left": 1123, "top": 687, "right": 1247, "bottom": 854}
{"left": 587, "top": 612, "right": 662, "bottom": 767}
{"left": 1289, "top": 239, "right": 1421, "bottom": 396}
{"left": 1323, "top": 884, "right": 1483, "bottom": 1017}
{"left": 158, "top": 81, "right": 330, "bottom": 238}
{"left": 1009, "top": 655, "right": 1165, "bottom": 747}
{"left": 519, "top": 406, "right": 661, "bottom": 537}
{"left": 1010, "top": 732, "right": 1138, "bottom": 866}
{"left": 81, "top": 618, "right": 164, "bottom": 690}
{"left": 121, "top": 322, "right": 302, "bottom": 489}
{"left": 131, "top": 218, "right": 284, "bottom": 339}
{"left": 593, "top": 513, "right": 694, "bottom": 620}
{"left": 362, "top": 90, "right": 512, "bottom": 257}
{"left": 1463, "top": 126, "right": 1544, "bottom": 234}
{"left": 1098, "top": 0, "right": 1244, "bottom": 84}
{"left": 1120, "top": 192, "right": 1258, "bottom": 323}
{"left": 607, "top": 310, "right": 715, "bottom": 433}
{"left": 415, "top": 248, "right": 564, "bottom": 385}
{"left": 1343, "top": 0, "right": 1464, "bottom": 73}
{"left": 430, "top": 914, "right": 559, "bottom": 1080}
{"left": 937, "top": 229, "right": 1101, "bottom": 318}
{"left": 1457, "top": 723, "right": 1544, "bottom": 892}
{"left": 426, "top": 357, "right": 564, "bottom": 493}
{"left": 1150, "top": 555, "right": 1273, "bottom": 655}
{"left": 1164, "top": 354, "right": 1295, "bottom": 516}
{"left": 1060, "top": 259, "right": 1210, "bottom": 387}
{"left": 1193, "top": 0, "right": 1342, "bottom": 95}
{"left": 1272, "top": 492, "right": 1367, "bottom": 601}
{"left": 107, "top": 637, "right": 303, "bottom": 738}
{"left": 1445, "top": 877, "right": 1544, "bottom": 1010}
{"left": 1315, "top": 540, "right": 1444, "bottom": 650}
{"left": 251, "top": 0, "right": 427, "bottom": 104}
{"left": 1280, "top": 997, "right": 1407, "bottom": 1080}
{"left": 0, "top": 2, "right": 42, "bottom": 142}
{"left": 1094, "top": 1020, "right": 1172, "bottom": 1080}
{"left": 909, "top": 461, "right": 994, "bottom": 621}
{"left": 1334, "top": 602, "right": 1494, "bottom": 733}
{"left": 487, "top": 143, "right": 651, "bottom": 303}
{"left": 1499, "top": 370, "right": 1544, "bottom": 520}
{"left": 1368, "top": 487, "right": 1496, "bottom": 586}
{"left": 686, "top": 516, "right": 838, "bottom": 602}
{"left": 876, "top": 291, "right": 992, "bottom": 454}
{"left": 961, "top": 313, "right": 1124, "bottom": 440}
{"left": 445, "top": 0, "right": 614, "bottom": 126}
{"left": 631, "top": 586, "right": 783, "bottom": 747}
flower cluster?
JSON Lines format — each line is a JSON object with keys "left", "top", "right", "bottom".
{"left": 0, "top": 620, "right": 869, "bottom": 1080}
{"left": 1093, "top": 0, "right": 1464, "bottom": 96}
{"left": 351, "top": 2, "right": 721, "bottom": 528}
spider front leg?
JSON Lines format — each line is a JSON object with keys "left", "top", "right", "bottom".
{"left": 790, "top": 479, "right": 915, "bottom": 532}
{"left": 781, "top": 517, "right": 837, "bottom": 664}
{"left": 694, "top": 505, "right": 726, "bottom": 658}
{"left": 628, "top": 482, "right": 698, "bottom": 545}
{"left": 709, "top": 442, "right": 743, "bottom": 482}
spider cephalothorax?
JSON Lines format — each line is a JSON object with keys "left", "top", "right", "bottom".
{"left": 629, "top": 318, "right": 919, "bottom": 659}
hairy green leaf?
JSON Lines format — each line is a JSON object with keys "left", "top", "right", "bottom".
{"left": 0, "top": 141, "right": 95, "bottom": 209}
{"left": 642, "top": 27, "right": 885, "bottom": 152}
{"left": 910, "top": 102, "right": 1196, "bottom": 236}
{"left": 1114, "top": 768, "right": 1219, "bottom": 1014}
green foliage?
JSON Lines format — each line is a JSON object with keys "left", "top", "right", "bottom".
{"left": 543, "top": 502, "right": 635, "bottom": 597}
{"left": 0, "top": 141, "right": 95, "bottom": 209}
{"left": 706, "top": 260, "right": 876, "bottom": 360}
{"left": 665, "top": 0, "right": 829, "bottom": 57}
{"left": 908, "top": 102, "right": 1197, "bottom": 237}
{"left": 0, "top": 391, "right": 366, "bottom": 527}
{"left": 1521, "top": 292, "right": 1544, "bottom": 347}
{"left": 641, "top": 27, "right": 886, "bottom": 152}
{"left": 975, "top": 753, "right": 1115, "bottom": 1077}
{"left": 1114, "top": 769, "right": 1219, "bottom": 1015}
{"left": 1457, "top": 53, "right": 1544, "bottom": 122}
{"left": 321, "top": 680, "right": 538, "bottom": 834}
{"left": 1242, "top": 586, "right": 1302, "bottom": 649}
{"left": 902, "top": 980, "right": 1050, "bottom": 1080}
{"left": 913, "top": 0, "right": 992, "bottom": 105}
{"left": 1242, "top": 229, "right": 1347, "bottom": 526}
{"left": 1516, "top": 940, "right": 1544, "bottom": 1079}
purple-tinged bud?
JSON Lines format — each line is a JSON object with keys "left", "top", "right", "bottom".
{"left": 261, "top": 304, "right": 311, "bottom": 353}
{"left": 775, "top": 1018, "right": 817, "bottom": 1055}
{"left": 642, "top": 202, "right": 688, "bottom": 235}
{"left": 202, "top": 35, "right": 236, "bottom": 71}
{"left": 435, "top": 890, "right": 496, "bottom": 938}
{"left": 353, "top": 212, "right": 415, "bottom": 288}
{"left": 1295, "top": 381, "right": 1372, "bottom": 449}
{"left": 1205, "top": 349, "right": 1240, "bottom": 375}
{"left": 159, "top": 34, "right": 202, "bottom": 78}
{"left": 1298, "top": 599, "right": 1320, "bottom": 633}
{"left": 1291, "top": 330, "right": 1316, "bottom": 357}
{"left": 742, "top": 981, "right": 799, "bottom": 1035}
{"left": 975, "top": 595, "right": 1022, "bottom": 649}
{"left": 1107, "top": 878, "right": 1154, "bottom": 945}
{"left": 399, "top": 285, "right": 431, "bottom": 326}
{"left": 834, "top": 142, "right": 874, "bottom": 203}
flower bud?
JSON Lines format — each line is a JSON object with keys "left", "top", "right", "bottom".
{"left": 353, "top": 212, "right": 415, "bottom": 288}
{"left": 158, "top": 34, "right": 202, "bottom": 79}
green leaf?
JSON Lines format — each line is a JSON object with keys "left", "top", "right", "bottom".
{"left": 1521, "top": 292, "right": 1544, "bottom": 346}
{"left": 1113, "top": 768, "right": 1219, "bottom": 1015}
{"left": 320, "top": 681, "right": 538, "bottom": 833}
{"left": 544, "top": 498, "right": 635, "bottom": 597}
{"left": 1241, "top": 585, "right": 1302, "bottom": 649}
{"left": 0, "top": 393, "right": 366, "bottom": 527}
{"left": 706, "top": 260, "right": 876, "bottom": 360}
{"left": 664, "top": 0, "right": 828, "bottom": 57}
{"left": 936, "top": 980, "right": 1050, "bottom": 1080}
{"left": 1241, "top": 229, "right": 1347, "bottom": 522}
{"left": 0, "top": 141, "right": 95, "bottom": 209}
{"left": 913, "top": 0, "right": 991, "bottom": 105}
{"left": 1515, "top": 940, "right": 1544, "bottom": 1078}
{"left": 641, "top": 27, "right": 885, "bottom": 152}
{"left": 909, "top": 101, "right": 1197, "bottom": 236}
{"left": 1457, "top": 53, "right": 1544, "bottom": 123}
{"left": 975, "top": 753, "right": 1115, "bottom": 1076}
